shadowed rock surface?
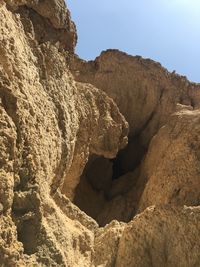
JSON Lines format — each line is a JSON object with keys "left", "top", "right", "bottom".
{"left": 0, "top": 0, "right": 199, "bottom": 266}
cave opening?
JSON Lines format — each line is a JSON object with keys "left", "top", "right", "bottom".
{"left": 111, "top": 134, "right": 146, "bottom": 180}
{"left": 73, "top": 134, "right": 147, "bottom": 226}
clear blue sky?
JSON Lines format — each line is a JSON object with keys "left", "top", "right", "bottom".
{"left": 67, "top": 0, "right": 200, "bottom": 82}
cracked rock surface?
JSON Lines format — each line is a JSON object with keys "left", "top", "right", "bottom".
{"left": 0, "top": 0, "right": 199, "bottom": 266}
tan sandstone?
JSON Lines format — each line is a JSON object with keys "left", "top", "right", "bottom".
{"left": 0, "top": 0, "right": 199, "bottom": 266}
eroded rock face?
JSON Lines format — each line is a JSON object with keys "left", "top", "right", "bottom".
{"left": 92, "top": 206, "right": 200, "bottom": 267}
{"left": 0, "top": 1, "right": 128, "bottom": 265}
{"left": 0, "top": 0, "right": 200, "bottom": 266}
{"left": 138, "top": 107, "right": 200, "bottom": 211}
{"left": 70, "top": 50, "right": 200, "bottom": 145}
{"left": 115, "top": 206, "right": 200, "bottom": 267}
{"left": 70, "top": 49, "right": 200, "bottom": 225}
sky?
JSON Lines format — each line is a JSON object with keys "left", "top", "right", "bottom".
{"left": 67, "top": 0, "right": 200, "bottom": 83}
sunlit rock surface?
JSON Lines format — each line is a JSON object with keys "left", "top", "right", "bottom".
{"left": 0, "top": 0, "right": 199, "bottom": 266}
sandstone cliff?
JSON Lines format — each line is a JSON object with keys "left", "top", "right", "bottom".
{"left": 0, "top": 0, "right": 199, "bottom": 266}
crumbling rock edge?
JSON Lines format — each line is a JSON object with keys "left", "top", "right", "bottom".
{"left": 0, "top": 0, "right": 199, "bottom": 266}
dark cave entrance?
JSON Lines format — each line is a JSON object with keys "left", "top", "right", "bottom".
{"left": 73, "top": 134, "right": 147, "bottom": 226}
{"left": 111, "top": 134, "right": 146, "bottom": 180}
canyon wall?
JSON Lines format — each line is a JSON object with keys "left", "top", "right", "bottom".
{"left": 0, "top": 0, "right": 199, "bottom": 266}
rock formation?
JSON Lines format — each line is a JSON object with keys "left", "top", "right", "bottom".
{"left": 0, "top": 0, "right": 199, "bottom": 266}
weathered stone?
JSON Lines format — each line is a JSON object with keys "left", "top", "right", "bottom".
{"left": 0, "top": 0, "right": 200, "bottom": 266}
{"left": 0, "top": 1, "right": 128, "bottom": 265}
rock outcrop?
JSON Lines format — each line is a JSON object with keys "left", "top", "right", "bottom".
{"left": 95, "top": 206, "right": 200, "bottom": 267}
{"left": 70, "top": 50, "right": 200, "bottom": 225}
{"left": 0, "top": 0, "right": 199, "bottom": 266}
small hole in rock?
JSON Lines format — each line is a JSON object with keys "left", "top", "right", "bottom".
{"left": 17, "top": 219, "right": 38, "bottom": 255}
